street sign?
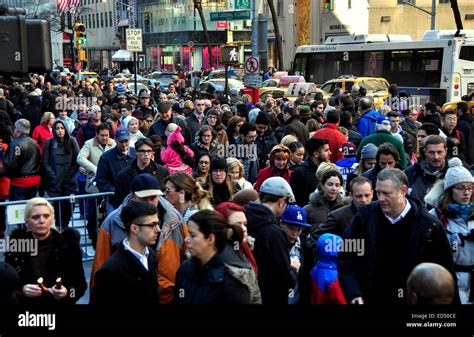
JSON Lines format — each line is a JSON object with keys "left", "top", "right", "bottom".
{"left": 244, "top": 55, "right": 259, "bottom": 75}
{"left": 75, "top": 62, "right": 82, "bottom": 71}
{"left": 216, "top": 21, "right": 228, "bottom": 29}
{"left": 244, "top": 75, "right": 263, "bottom": 88}
{"left": 221, "top": 45, "right": 240, "bottom": 64}
{"left": 210, "top": 10, "right": 250, "bottom": 21}
{"left": 235, "top": 0, "right": 250, "bottom": 10}
{"left": 126, "top": 28, "right": 143, "bottom": 52}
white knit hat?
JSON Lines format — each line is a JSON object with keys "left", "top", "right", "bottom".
{"left": 443, "top": 157, "right": 474, "bottom": 191}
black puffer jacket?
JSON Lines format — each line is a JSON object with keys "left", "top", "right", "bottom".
{"left": 5, "top": 228, "right": 87, "bottom": 305}
{"left": 245, "top": 202, "right": 291, "bottom": 304}
{"left": 173, "top": 251, "right": 251, "bottom": 304}
{"left": 290, "top": 158, "right": 320, "bottom": 207}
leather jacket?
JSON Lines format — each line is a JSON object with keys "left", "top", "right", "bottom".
{"left": 5, "top": 134, "right": 41, "bottom": 178}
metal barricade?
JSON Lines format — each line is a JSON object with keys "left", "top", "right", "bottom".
{"left": 0, "top": 192, "right": 114, "bottom": 262}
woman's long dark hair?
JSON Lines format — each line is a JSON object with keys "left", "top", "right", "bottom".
{"left": 0, "top": 110, "right": 13, "bottom": 145}
{"left": 52, "top": 120, "right": 73, "bottom": 154}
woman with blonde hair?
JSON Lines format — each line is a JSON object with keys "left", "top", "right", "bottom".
{"left": 31, "top": 111, "right": 55, "bottom": 155}
{"left": 280, "top": 134, "right": 298, "bottom": 147}
{"left": 163, "top": 172, "right": 213, "bottom": 222}
{"left": 226, "top": 157, "right": 253, "bottom": 191}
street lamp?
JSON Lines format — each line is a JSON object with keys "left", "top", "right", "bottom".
{"left": 401, "top": 0, "right": 436, "bottom": 30}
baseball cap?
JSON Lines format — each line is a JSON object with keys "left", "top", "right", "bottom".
{"left": 341, "top": 142, "right": 356, "bottom": 157}
{"left": 117, "top": 94, "right": 127, "bottom": 100}
{"left": 78, "top": 112, "right": 88, "bottom": 120}
{"left": 260, "top": 177, "right": 295, "bottom": 203}
{"left": 115, "top": 128, "right": 130, "bottom": 142}
{"left": 139, "top": 91, "right": 150, "bottom": 98}
{"left": 376, "top": 115, "right": 391, "bottom": 126}
{"left": 280, "top": 205, "right": 311, "bottom": 228}
{"left": 131, "top": 173, "right": 164, "bottom": 198}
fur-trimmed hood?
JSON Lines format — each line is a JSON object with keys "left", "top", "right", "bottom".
{"left": 423, "top": 179, "right": 445, "bottom": 207}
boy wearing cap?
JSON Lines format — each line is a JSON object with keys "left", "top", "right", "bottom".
{"left": 280, "top": 205, "right": 314, "bottom": 304}
{"left": 91, "top": 200, "right": 161, "bottom": 306}
{"left": 245, "top": 177, "right": 295, "bottom": 304}
{"left": 96, "top": 128, "right": 136, "bottom": 194}
{"left": 92, "top": 173, "right": 186, "bottom": 304}
{"left": 356, "top": 114, "right": 408, "bottom": 169}
{"left": 336, "top": 142, "right": 358, "bottom": 187}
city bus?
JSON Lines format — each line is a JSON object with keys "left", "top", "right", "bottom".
{"left": 292, "top": 30, "right": 474, "bottom": 105}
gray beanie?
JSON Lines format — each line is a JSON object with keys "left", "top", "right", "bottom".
{"left": 361, "top": 143, "right": 378, "bottom": 160}
{"left": 444, "top": 157, "right": 474, "bottom": 191}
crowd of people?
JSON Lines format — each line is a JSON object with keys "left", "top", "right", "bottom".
{"left": 0, "top": 69, "right": 472, "bottom": 305}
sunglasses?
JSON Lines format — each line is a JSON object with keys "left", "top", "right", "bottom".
{"left": 272, "top": 148, "right": 290, "bottom": 154}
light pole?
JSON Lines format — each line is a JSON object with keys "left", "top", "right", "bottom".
{"left": 402, "top": 0, "right": 436, "bottom": 30}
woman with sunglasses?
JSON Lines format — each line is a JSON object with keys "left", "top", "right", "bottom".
{"left": 226, "top": 116, "right": 246, "bottom": 145}
{"left": 173, "top": 209, "right": 252, "bottom": 304}
{"left": 163, "top": 172, "right": 213, "bottom": 223}
{"left": 254, "top": 144, "right": 292, "bottom": 193}
{"left": 425, "top": 158, "right": 474, "bottom": 304}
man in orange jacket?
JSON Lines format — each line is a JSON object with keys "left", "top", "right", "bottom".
{"left": 91, "top": 173, "right": 187, "bottom": 304}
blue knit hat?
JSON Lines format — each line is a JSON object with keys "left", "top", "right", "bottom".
{"left": 115, "top": 83, "right": 126, "bottom": 94}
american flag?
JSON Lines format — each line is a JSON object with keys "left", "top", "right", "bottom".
{"left": 57, "top": 0, "right": 69, "bottom": 16}
{"left": 69, "top": 0, "right": 81, "bottom": 16}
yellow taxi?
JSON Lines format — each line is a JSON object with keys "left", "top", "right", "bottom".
{"left": 320, "top": 75, "right": 390, "bottom": 108}
{"left": 442, "top": 100, "right": 474, "bottom": 114}
{"left": 78, "top": 71, "right": 99, "bottom": 84}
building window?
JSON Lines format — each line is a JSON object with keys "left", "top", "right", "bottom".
{"left": 109, "top": 12, "right": 113, "bottom": 27}
{"left": 96, "top": 13, "right": 99, "bottom": 28}
{"left": 277, "top": 0, "right": 283, "bottom": 17}
{"left": 105, "top": 11, "right": 108, "bottom": 27}
{"left": 100, "top": 13, "right": 103, "bottom": 27}
{"left": 398, "top": 0, "right": 415, "bottom": 4}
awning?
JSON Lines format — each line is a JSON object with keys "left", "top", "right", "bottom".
{"left": 112, "top": 49, "right": 133, "bottom": 62}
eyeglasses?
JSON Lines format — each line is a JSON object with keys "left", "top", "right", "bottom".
{"left": 135, "top": 221, "right": 161, "bottom": 228}
{"left": 137, "top": 149, "right": 153, "bottom": 154}
{"left": 453, "top": 185, "right": 473, "bottom": 192}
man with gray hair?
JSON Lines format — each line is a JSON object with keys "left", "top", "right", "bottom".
{"left": 339, "top": 167, "right": 456, "bottom": 304}
{"left": 4, "top": 119, "right": 41, "bottom": 202}
{"left": 356, "top": 97, "right": 380, "bottom": 137}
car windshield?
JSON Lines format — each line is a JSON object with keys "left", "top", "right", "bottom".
{"left": 360, "top": 80, "right": 388, "bottom": 92}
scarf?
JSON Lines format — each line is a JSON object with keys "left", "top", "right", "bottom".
{"left": 448, "top": 203, "right": 473, "bottom": 222}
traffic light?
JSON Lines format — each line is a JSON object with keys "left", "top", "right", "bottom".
{"left": 220, "top": 44, "right": 240, "bottom": 64}
{"left": 323, "top": 0, "right": 333, "bottom": 11}
{"left": 78, "top": 49, "right": 87, "bottom": 62}
{"left": 74, "top": 22, "right": 86, "bottom": 47}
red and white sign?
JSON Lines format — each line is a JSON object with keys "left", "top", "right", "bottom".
{"left": 216, "top": 21, "right": 228, "bottom": 29}
{"left": 75, "top": 62, "right": 82, "bottom": 71}
{"left": 244, "top": 55, "right": 259, "bottom": 75}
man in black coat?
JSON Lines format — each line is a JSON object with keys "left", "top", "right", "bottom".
{"left": 96, "top": 128, "right": 136, "bottom": 194}
{"left": 90, "top": 201, "right": 160, "bottom": 306}
{"left": 290, "top": 137, "right": 330, "bottom": 207}
{"left": 339, "top": 168, "right": 456, "bottom": 304}
{"left": 245, "top": 177, "right": 295, "bottom": 305}
{"left": 114, "top": 137, "right": 169, "bottom": 208}
{"left": 255, "top": 111, "right": 278, "bottom": 170}
{"left": 147, "top": 101, "right": 190, "bottom": 144}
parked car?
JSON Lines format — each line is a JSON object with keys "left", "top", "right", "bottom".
{"left": 204, "top": 69, "right": 243, "bottom": 81}
{"left": 198, "top": 78, "right": 244, "bottom": 95}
